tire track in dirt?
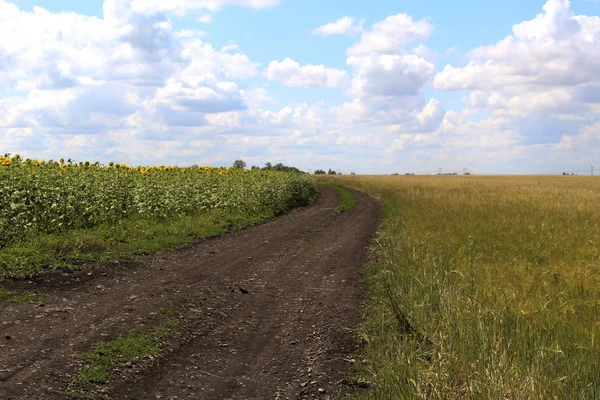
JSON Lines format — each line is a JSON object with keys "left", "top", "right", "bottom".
{"left": 0, "top": 187, "right": 381, "bottom": 400}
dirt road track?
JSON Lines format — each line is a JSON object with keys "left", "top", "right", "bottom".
{"left": 0, "top": 187, "right": 381, "bottom": 399}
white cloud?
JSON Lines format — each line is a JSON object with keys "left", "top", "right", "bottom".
{"left": 0, "top": 0, "right": 269, "bottom": 167}
{"left": 180, "top": 39, "right": 259, "bottom": 84}
{"left": 0, "top": 1, "right": 401, "bottom": 172}
{"left": 412, "top": 44, "right": 439, "bottom": 63}
{"left": 0, "top": 0, "right": 260, "bottom": 127}
{"left": 557, "top": 121, "right": 600, "bottom": 151}
{"left": 347, "top": 14, "right": 433, "bottom": 56}
{"left": 266, "top": 58, "right": 349, "bottom": 88}
{"left": 0, "top": 2, "right": 453, "bottom": 173}
{"left": 330, "top": 13, "right": 440, "bottom": 133}
{"left": 129, "top": 0, "right": 280, "bottom": 14}
{"left": 153, "top": 81, "right": 245, "bottom": 114}
{"left": 312, "top": 17, "right": 363, "bottom": 36}
{"left": 121, "top": 0, "right": 279, "bottom": 23}
{"left": 420, "top": 0, "right": 600, "bottom": 174}
{"left": 417, "top": 99, "right": 445, "bottom": 129}
{"left": 347, "top": 54, "right": 435, "bottom": 98}
{"left": 434, "top": 0, "right": 600, "bottom": 93}
{"left": 198, "top": 13, "right": 213, "bottom": 23}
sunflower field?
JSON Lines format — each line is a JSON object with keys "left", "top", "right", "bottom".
{"left": 0, "top": 154, "right": 315, "bottom": 250}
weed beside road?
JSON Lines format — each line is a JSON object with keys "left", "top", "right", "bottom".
{"left": 0, "top": 288, "right": 42, "bottom": 304}
{"left": 318, "top": 184, "right": 358, "bottom": 215}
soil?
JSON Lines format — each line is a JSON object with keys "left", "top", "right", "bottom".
{"left": 0, "top": 187, "right": 381, "bottom": 400}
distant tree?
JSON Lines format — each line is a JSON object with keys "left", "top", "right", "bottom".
{"left": 259, "top": 162, "right": 303, "bottom": 173}
{"left": 314, "top": 169, "right": 326, "bottom": 175}
{"left": 328, "top": 169, "right": 337, "bottom": 175}
{"left": 233, "top": 159, "right": 247, "bottom": 170}
{"left": 251, "top": 165, "right": 260, "bottom": 170}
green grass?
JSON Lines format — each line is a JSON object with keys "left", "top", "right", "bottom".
{"left": 163, "top": 308, "right": 183, "bottom": 318}
{"left": 319, "top": 183, "right": 357, "bottom": 215}
{"left": 74, "top": 318, "right": 179, "bottom": 385}
{"left": 0, "top": 207, "right": 290, "bottom": 279}
{"left": 75, "top": 331, "right": 162, "bottom": 384}
{"left": 0, "top": 288, "right": 42, "bottom": 304}
{"left": 71, "top": 297, "right": 210, "bottom": 393}
{"left": 316, "top": 175, "right": 600, "bottom": 400}
{"left": 195, "top": 291, "right": 210, "bottom": 301}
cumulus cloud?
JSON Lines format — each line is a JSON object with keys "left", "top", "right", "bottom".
{"left": 162, "top": 82, "right": 245, "bottom": 110}
{"left": 347, "top": 14, "right": 433, "bottom": 56}
{"left": 312, "top": 17, "right": 363, "bottom": 36}
{"left": 329, "top": 13, "right": 440, "bottom": 134}
{"left": 0, "top": 1, "right": 444, "bottom": 172}
{"left": 347, "top": 54, "right": 435, "bottom": 98}
{"left": 257, "top": 1, "right": 600, "bottom": 173}
{"left": 557, "top": 121, "right": 600, "bottom": 152}
{"left": 434, "top": 0, "right": 600, "bottom": 95}
{"left": 266, "top": 58, "right": 349, "bottom": 88}
{"left": 416, "top": 99, "right": 445, "bottom": 130}
{"left": 0, "top": 1, "right": 259, "bottom": 131}
{"left": 421, "top": 0, "right": 600, "bottom": 173}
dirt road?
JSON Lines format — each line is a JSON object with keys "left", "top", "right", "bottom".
{"left": 0, "top": 187, "right": 380, "bottom": 399}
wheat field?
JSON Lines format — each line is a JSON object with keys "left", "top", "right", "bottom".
{"left": 317, "top": 175, "right": 600, "bottom": 400}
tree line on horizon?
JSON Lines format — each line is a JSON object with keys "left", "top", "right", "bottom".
{"left": 314, "top": 169, "right": 340, "bottom": 175}
{"left": 233, "top": 160, "right": 354, "bottom": 175}
{"left": 233, "top": 160, "right": 303, "bottom": 173}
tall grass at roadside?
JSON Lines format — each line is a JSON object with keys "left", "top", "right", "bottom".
{"left": 317, "top": 175, "right": 600, "bottom": 399}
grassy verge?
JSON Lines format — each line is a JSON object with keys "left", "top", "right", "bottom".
{"left": 319, "top": 184, "right": 357, "bottom": 215}
{"left": 0, "top": 288, "right": 42, "bottom": 304}
{"left": 75, "top": 331, "right": 163, "bottom": 384}
{"left": 72, "top": 309, "right": 182, "bottom": 388}
{"left": 0, "top": 205, "right": 303, "bottom": 279}
{"left": 316, "top": 175, "right": 600, "bottom": 399}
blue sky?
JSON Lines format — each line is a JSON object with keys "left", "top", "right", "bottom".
{"left": 1, "top": 0, "right": 600, "bottom": 174}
